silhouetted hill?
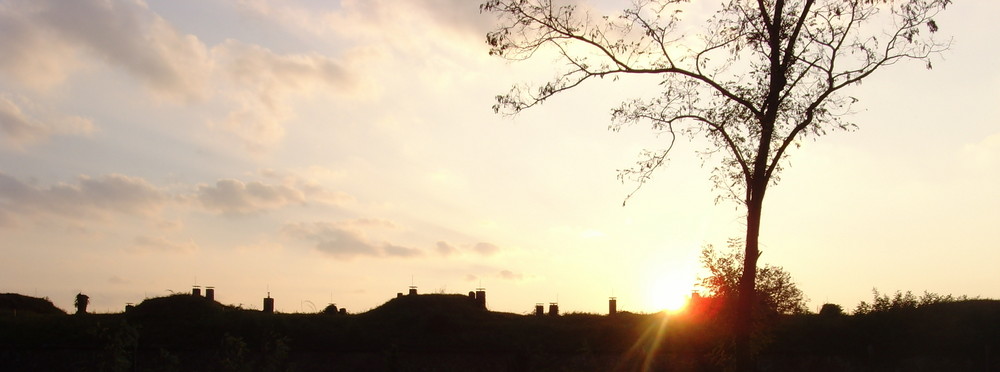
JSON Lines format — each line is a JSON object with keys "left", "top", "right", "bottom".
{"left": 364, "top": 293, "right": 487, "bottom": 319}
{"left": 331, "top": 294, "right": 506, "bottom": 353}
{"left": 123, "top": 293, "right": 257, "bottom": 352}
{"left": 0, "top": 293, "right": 66, "bottom": 315}
{"left": 127, "top": 293, "right": 230, "bottom": 321}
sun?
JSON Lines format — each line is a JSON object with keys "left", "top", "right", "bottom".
{"left": 647, "top": 276, "right": 692, "bottom": 313}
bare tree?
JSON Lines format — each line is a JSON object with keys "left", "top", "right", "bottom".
{"left": 483, "top": 0, "right": 950, "bottom": 367}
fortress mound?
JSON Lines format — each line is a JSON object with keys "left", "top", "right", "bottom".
{"left": 0, "top": 293, "right": 66, "bottom": 315}
{"left": 363, "top": 293, "right": 488, "bottom": 320}
{"left": 128, "top": 293, "right": 230, "bottom": 321}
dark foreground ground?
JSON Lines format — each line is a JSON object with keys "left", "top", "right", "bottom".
{"left": 1, "top": 293, "right": 999, "bottom": 371}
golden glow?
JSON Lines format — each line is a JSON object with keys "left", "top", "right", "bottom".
{"left": 646, "top": 275, "right": 691, "bottom": 313}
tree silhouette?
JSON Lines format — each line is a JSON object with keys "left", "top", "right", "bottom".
{"left": 698, "top": 240, "right": 808, "bottom": 316}
{"left": 74, "top": 293, "right": 89, "bottom": 315}
{"left": 819, "top": 303, "right": 843, "bottom": 317}
{"left": 483, "top": 0, "right": 950, "bottom": 368}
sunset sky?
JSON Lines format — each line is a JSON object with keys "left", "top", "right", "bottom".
{"left": 1, "top": 0, "right": 997, "bottom": 315}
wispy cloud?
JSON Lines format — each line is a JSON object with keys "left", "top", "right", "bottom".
{"left": 230, "top": 0, "right": 493, "bottom": 101}
{"left": 0, "top": 171, "right": 354, "bottom": 229}
{"left": 195, "top": 179, "right": 305, "bottom": 216}
{"left": 0, "top": 172, "right": 167, "bottom": 222}
{"left": 434, "top": 241, "right": 503, "bottom": 256}
{"left": 0, "top": 1, "right": 84, "bottom": 90}
{"left": 129, "top": 235, "right": 198, "bottom": 253}
{"left": 436, "top": 241, "right": 459, "bottom": 256}
{"left": 282, "top": 220, "right": 423, "bottom": 259}
{"left": 473, "top": 242, "right": 500, "bottom": 256}
{"left": 191, "top": 171, "right": 355, "bottom": 216}
{"left": 234, "top": 0, "right": 492, "bottom": 41}
{"left": 209, "top": 40, "right": 362, "bottom": 150}
{"left": 498, "top": 269, "right": 523, "bottom": 281}
{"left": 0, "top": 94, "right": 95, "bottom": 148}
{"left": 0, "top": 0, "right": 372, "bottom": 151}
{"left": 0, "top": 0, "right": 212, "bottom": 100}
{"left": 257, "top": 168, "right": 355, "bottom": 205}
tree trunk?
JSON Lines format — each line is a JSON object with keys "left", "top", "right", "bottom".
{"left": 735, "top": 193, "right": 764, "bottom": 371}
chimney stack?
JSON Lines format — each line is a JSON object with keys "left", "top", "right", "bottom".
{"left": 263, "top": 293, "right": 274, "bottom": 314}
{"left": 475, "top": 288, "right": 486, "bottom": 309}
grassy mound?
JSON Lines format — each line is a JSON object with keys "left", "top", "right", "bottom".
{"left": 0, "top": 293, "right": 66, "bottom": 315}
{"left": 363, "top": 294, "right": 486, "bottom": 320}
{"left": 128, "top": 293, "right": 229, "bottom": 322}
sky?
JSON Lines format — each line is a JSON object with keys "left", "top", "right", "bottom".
{"left": 0, "top": 0, "right": 997, "bottom": 315}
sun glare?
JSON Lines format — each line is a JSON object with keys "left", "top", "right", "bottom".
{"left": 647, "top": 276, "right": 691, "bottom": 313}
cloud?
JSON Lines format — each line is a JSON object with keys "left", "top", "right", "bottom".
{"left": 436, "top": 241, "right": 459, "bottom": 256}
{"left": 0, "top": 172, "right": 168, "bottom": 223}
{"left": 282, "top": 220, "right": 422, "bottom": 259}
{"left": 961, "top": 132, "right": 1000, "bottom": 170}
{"left": 0, "top": 170, "right": 355, "bottom": 228}
{"left": 340, "top": 218, "right": 397, "bottom": 229}
{"left": 155, "top": 219, "right": 183, "bottom": 232}
{"left": 0, "top": 0, "right": 211, "bottom": 100}
{"left": 231, "top": 0, "right": 492, "bottom": 99}
{"left": 333, "top": 0, "right": 495, "bottom": 39}
{"left": 0, "top": 1, "right": 364, "bottom": 151}
{"left": 256, "top": 168, "right": 355, "bottom": 205}
{"left": 473, "top": 242, "right": 500, "bottom": 256}
{"left": 434, "top": 241, "right": 502, "bottom": 256}
{"left": 192, "top": 172, "right": 354, "bottom": 215}
{"left": 383, "top": 244, "right": 423, "bottom": 257}
{"left": 0, "top": 94, "right": 95, "bottom": 148}
{"left": 0, "top": 2, "right": 82, "bottom": 90}
{"left": 129, "top": 235, "right": 198, "bottom": 253}
{"left": 282, "top": 222, "right": 378, "bottom": 258}
{"left": 195, "top": 179, "right": 306, "bottom": 216}
{"left": 498, "top": 270, "right": 523, "bottom": 281}
{"left": 236, "top": 0, "right": 492, "bottom": 44}
{"left": 209, "top": 40, "right": 360, "bottom": 150}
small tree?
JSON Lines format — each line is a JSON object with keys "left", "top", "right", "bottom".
{"left": 695, "top": 241, "right": 807, "bottom": 368}
{"left": 74, "top": 293, "right": 89, "bottom": 315}
{"left": 819, "top": 303, "right": 843, "bottom": 317}
{"left": 698, "top": 240, "right": 808, "bottom": 316}
{"left": 322, "top": 303, "right": 339, "bottom": 314}
{"left": 483, "top": 1, "right": 950, "bottom": 366}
